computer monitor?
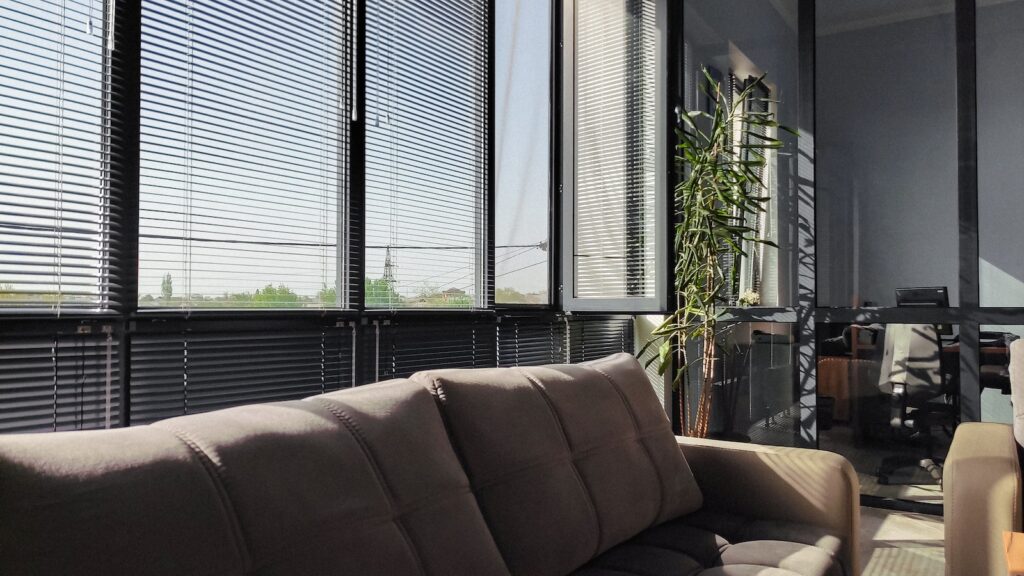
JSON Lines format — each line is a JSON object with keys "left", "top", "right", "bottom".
{"left": 895, "top": 286, "right": 949, "bottom": 308}
{"left": 895, "top": 287, "right": 952, "bottom": 335}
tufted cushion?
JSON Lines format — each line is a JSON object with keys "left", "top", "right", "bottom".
{"left": 573, "top": 512, "right": 843, "bottom": 576}
{"left": 152, "top": 379, "right": 509, "bottom": 576}
{"left": 412, "top": 353, "right": 703, "bottom": 576}
{"left": 0, "top": 427, "right": 246, "bottom": 576}
{"left": 0, "top": 378, "right": 510, "bottom": 576}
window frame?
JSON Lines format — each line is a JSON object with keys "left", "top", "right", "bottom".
{"left": 559, "top": 0, "right": 670, "bottom": 314}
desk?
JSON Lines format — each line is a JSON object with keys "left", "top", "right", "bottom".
{"left": 943, "top": 343, "right": 1011, "bottom": 393}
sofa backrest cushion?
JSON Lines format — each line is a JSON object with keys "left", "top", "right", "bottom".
{"left": 0, "top": 426, "right": 247, "bottom": 576}
{"left": 0, "top": 379, "right": 510, "bottom": 576}
{"left": 412, "top": 353, "right": 703, "bottom": 576}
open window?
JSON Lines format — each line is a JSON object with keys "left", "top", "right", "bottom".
{"left": 561, "top": 0, "right": 669, "bottom": 313}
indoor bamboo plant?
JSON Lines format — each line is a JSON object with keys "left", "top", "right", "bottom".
{"left": 642, "top": 69, "right": 789, "bottom": 438}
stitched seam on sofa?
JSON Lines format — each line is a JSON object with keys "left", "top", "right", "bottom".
{"left": 159, "top": 426, "right": 252, "bottom": 572}
{"left": 467, "top": 430, "right": 670, "bottom": 490}
{"left": 520, "top": 370, "right": 604, "bottom": 560}
{"left": 587, "top": 364, "right": 667, "bottom": 525}
{"left": 423, "top": 379, "right": 475, "bottom": 480}
{"left": 310, "top": 398, "right": 430, "bottom": 576}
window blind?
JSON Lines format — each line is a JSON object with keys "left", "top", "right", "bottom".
{"left": 364, "top": 0, "right": 489, "bottom": 309}
{"left": 567, "top": 315, "right": 634, "bottom": 363}
{"left": 137, "top": 0, "right": 352, "bottom": 309}
{"left": 497, "top": 315, "right": 567, "bottom": 366}
{"left": 0, "top": 327, "right": 119, "bottom": 433}
{"left": 374, "top": 317, "right": 497, "bottom": 380}
{"left": 0, "top": 0, "right": 112, "bottom": 312}
{"left": 130, "top": 321, "right": 354, "bottom": 424}
{"left": 572, "top": 0, "right": 658, "bottom": 300}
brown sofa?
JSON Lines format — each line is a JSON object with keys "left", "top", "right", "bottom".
{"left": 0, "top": 353, "right": 859, "bottom": 576}
{"left": 944, "top": 339, "right": 1024, "bottom": 576}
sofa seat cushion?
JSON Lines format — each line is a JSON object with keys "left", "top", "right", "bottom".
{"left": 572, "top": 512, "right": 844, "bottom": 576}
{"left": 412, "top": 353, "right": 703, "bottom": 576}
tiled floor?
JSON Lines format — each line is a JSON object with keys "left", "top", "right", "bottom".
{"left": 860, "top": 507, "right": 945, "bottom": 576}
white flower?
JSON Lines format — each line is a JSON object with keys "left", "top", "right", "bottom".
{"left": 738, "top": 289, "right": 760, "bottom": 307}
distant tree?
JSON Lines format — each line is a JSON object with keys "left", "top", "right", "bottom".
{"left": 0, "top": 283, "right": 15, "bottom": 301}
{"left": 160, "top": 273, "right": 173, "bottom": 301}
{"left": 365, "top": 278, "right": 401, "bottom": 307}
{"left": 318, "top": 284, "right": 338, "bottom": 306}
{"left": 251, "top": 284, "right": 301, "bottom": 307}
{"left": 496, "top": 287, "right": 530, "bottom": 304}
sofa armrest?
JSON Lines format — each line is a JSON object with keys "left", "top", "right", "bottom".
{"left": 945, "top": 422, "right": 1022, "bottom": 576}
{"left": 677, "top": 436, "right": 859, "bottom": 574}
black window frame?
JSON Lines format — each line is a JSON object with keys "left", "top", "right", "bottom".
{"left": 0, "top": 0, "right": 645, "bottom": 432}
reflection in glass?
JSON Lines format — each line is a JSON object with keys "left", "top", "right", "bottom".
{"left": 978, "top": 326, "right": 1019, "bottom": 424}
{"left": 979, "top": 0, "right": 1024, "bottom": 306}
{"left": 690, "top": 323, "right": 801, "bottom": 447}
{"left": 816, "top": 0, "right": 958, "bottom": 307}
{"left": 817, "top": 322, "right": 959, "bottom": 505}
{"left": 682, "top": 0, "right": 799, "bottom": 307}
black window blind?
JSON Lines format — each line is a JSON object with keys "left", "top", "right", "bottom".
{"left": 0, "top": 0, "right": 113, "bottom": 312}
{"left": 364, "top": 0, "right": 489, "bottom": 309}
{"left": 567, "top": 315, "right": 634, "bottom": 363}
{"left": 497, "top": 315, "right": 567, "bottom": 367}
{"left": 130, "top": 320, "right": 355, "bottom": 424}
{"left": 0, "top": 327, "right": 119, "bottom": 433}
{"left": 374, "top": 317, "right": 498, "bottom": 380}
{"left": 137, "top": 0, "right": 353, "bottom": 309}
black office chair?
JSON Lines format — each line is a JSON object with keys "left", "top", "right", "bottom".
{"left": 874, "top": 323, "right": 957, "bottom": 485}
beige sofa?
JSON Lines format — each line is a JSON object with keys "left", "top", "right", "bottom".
{"left": 944, "top": 339, "right": 1024, "bottom": 576}
{"left": 0, "top": 353, "right": 859, "bottom": 576}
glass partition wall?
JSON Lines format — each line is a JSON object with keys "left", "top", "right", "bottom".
{"left": 675, "top": 0, "right": 1022, "bottom": 512}
{"left": 814, "top": 0, "right": 960, "bottom": 508}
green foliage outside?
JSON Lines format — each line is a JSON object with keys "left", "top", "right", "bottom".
{"left": 4, "top": 276, "right": 544, "bottom": 309}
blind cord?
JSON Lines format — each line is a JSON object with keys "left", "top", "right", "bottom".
{"left": 104, "top": 326, "right": 113, "bottom": 429}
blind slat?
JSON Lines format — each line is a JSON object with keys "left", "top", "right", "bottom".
{"left": 137, "top": 0, "right": 351, "bottom": 310}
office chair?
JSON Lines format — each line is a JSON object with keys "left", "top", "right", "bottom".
{"left": 875, "top": 323, "right": 957, "bottom": 485}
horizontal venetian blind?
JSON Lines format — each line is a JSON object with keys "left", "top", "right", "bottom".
{"left": 0, "top": 0, "right": 112, "bottom": 312}
{"left": 572, "top": 0, "right": 658, "bottom": 300}
{"left": 375, "top": 317, "right": 497, "bottom": 379}
{"left": 130, "top": 321, "right": 354, "bottom": 424}
{"left": 364, "top": 0, "right": 489, "bottom": 309}
{"left": 0, "top": 327, "right": 119, "bottom": 432}
{"left": 497, "top": 315, "right": 567, "bottom": 367}
{"left": 137, "top": 0, "right": 352, "bottom": 309}
{"left": 567, "top": 315, "right": 634, "bottom": 363}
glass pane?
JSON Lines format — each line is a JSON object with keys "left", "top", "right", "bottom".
{"left": 816, "top": 0, "right": 958, "bottom": 308}
{"left": 138, "top": 0, "right": 350, "bottom": 309}
{"left": 364, "top": 0, "right": 488, "bottom": 309}
{"left": 572, "top": 0, "right": 658, "bottom": 300}
{"left": 978, "top": 325, "right": 1018, "bottom": 424}
{"left": 682, "top": 322, "right": 802, "bottom": 447}
{"left": 495, "top": 0, "right": 550, "bottom": 305}
{"left": 979, "top": 0, "right": 1024, "bottom": 306}
{"left": 0, "top": 0, "right": 108, "bottom": 310}
{"left": 817, "top": 322, "right": 958, "bottom": 506}
{"left": 682, "top": 0, "right": 800, "bottom": 307}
